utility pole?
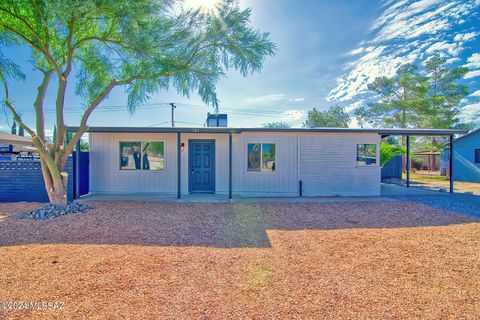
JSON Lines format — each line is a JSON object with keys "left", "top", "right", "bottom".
{"left": 170, "top": 103, "right": 176, "bottom": 127}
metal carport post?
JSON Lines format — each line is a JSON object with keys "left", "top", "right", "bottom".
{"left": 449, "top": 134, "right": 454, "bottom": 193}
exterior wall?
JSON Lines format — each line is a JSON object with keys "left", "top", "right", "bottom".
{"left": 232, "top": 133, "right": 298, "bottom": 196}
{"left": 89, "top": 131, "right": 382, "bottom": 196}
{"left": 299, "top": 133, "right": 381, "bottom": 196}
{"left": 89, "top": 132, "right": 178, "bottom": 194}
{"left": 453, "top": 132, "right": 480, "bottom": 182}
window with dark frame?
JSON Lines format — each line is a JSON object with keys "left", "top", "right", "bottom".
{"left": 247, "top": 143, "right": 276, "bottom": 172}
{"left": 120, "top": 141, "right": 165, "bottom": 171}
{"left": 475, "top": 149, "right": 480, "bottom": 164}
{"left": 357, "top": 144, "right": 377, "bottom": 165}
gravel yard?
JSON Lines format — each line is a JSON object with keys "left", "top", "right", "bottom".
{"left": 0, "top": 200, "right": 479, "bottom": 319}
{"left": 382, "top": 184, "right": 480, "bottom": 218}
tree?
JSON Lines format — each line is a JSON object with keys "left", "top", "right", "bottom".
{"left": 303, "top": 105, "right": 350, "bottom": 128}
{"left": 354, "top": 64, "right": 427, "bottom": 130}
{"left": 0, "top": 0, "right": 275, "bottom": 206}
{"left": 423, "top": 55, "right": 470, "bottom": 129}
{"left": 417, "top": 55, "right": 474, "bottom": 149}
{"left": 262, "top": 121, "right": 291, "bottom": 128}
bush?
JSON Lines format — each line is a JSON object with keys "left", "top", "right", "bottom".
{"left": 380, "top": 142, "right": 405, "bottom": 166}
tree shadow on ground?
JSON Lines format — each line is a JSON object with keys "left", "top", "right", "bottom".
{"left": 0, "top": 201, "right": 478, "bottom": 248}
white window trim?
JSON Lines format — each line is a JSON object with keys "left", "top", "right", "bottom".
{"left": 118, "top": 140, "right": 167, "bottom": 172}
{"left": 246, "top": 142, "right": 277, "bottom": 173}
{"left": 356, "top": 143, "right": 380, "bottom": 167}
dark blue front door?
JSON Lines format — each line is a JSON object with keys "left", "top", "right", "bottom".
{"left": 189, "top": 140, "right": 215, "bottom": 193}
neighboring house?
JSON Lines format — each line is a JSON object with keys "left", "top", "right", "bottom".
{"left": 0, "top": 132, "right": 38, "bottom": 161}
{"left": 71, "top": 126, "right": 464, "bottom": 198}
{"left": 449, "top": 128, "right": 480, "bottom": 183}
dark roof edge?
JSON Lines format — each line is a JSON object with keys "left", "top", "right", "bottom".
{"left": 453, "top": 127, "right": 480, "bottom": 143}
{"left": 66, "top": 126, "right": 468, "bottom": 135}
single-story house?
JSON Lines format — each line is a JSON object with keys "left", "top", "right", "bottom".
{"left": 447, "top": 128, "right": 480, "bottom": 183}
{"left": 0, "top": 132, "right": 39, "bottom": 161}
{"left": 69, "top": 127, "right": 466, "bottom": 198}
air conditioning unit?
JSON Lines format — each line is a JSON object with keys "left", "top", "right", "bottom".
{"left": 206, "top": 113, "right": 227, "bottom": 127}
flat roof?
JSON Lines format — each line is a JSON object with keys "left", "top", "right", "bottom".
{"left": 0, "top": 132, "right": 34, "bottom": 146}
{"left": 67, "top": 126, "right": 468, "bottom": 136}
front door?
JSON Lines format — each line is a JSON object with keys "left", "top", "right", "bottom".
{"left": 189, "top": 140, "right": 215, "bottom": 193}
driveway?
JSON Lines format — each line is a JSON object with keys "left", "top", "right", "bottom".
{"left": 382, "top": 184, "right": 480, "bottom": 218}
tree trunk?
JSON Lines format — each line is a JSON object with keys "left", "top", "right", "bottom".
{"left": 40, "top": 158, "right": 69, "bottom": 207}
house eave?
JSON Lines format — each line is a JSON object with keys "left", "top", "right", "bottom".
{"left": 66, "top": 126, "right": 468, "bottom": 136}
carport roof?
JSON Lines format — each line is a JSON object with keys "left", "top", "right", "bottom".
{"left": 67, "top": 126, "right": 468, "bottom": 136}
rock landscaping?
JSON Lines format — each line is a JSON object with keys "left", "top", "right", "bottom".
{"left": 18, "top": 201, "right": 89, "bottom": 220}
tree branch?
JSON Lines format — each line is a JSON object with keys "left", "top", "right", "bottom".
{"left": 63, "top": 16, "right": 76, "bottom": 77}
{"left": 60, "top": 79, "right": 118, "bottom": 166}
{"left": 34, "top": 69, "right": 54, "bottom": 142}
{"left": 2, "top": 25, "right": 62, "bottom": 76}
{"left": 0, "top": 7, "right": 46, "bottom": 48}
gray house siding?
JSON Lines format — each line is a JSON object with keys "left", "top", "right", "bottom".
{"left": 88, "top": 131, "right": 382, "bottom": 196}
{"left": 232, "top": 133, "right": 298, "bottom": 196}
{"left": 299, "top": 133, "right": 381, "bottom": 196}
{"left": 453, "top": 130, "right": 480, "bottom": 183}
{"left": 89, "top": 132, "right": 178, "bottom": 194}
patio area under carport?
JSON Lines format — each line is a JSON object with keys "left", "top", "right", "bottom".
{"left": 377, "top": 128, "right": 469, "bottom": 193}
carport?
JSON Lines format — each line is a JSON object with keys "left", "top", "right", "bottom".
{"left": 378, "top": 128, "right": 468, "bottom": 193}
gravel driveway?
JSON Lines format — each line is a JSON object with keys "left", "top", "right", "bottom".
{"left": 382, "top": 184, "right": 480, "bottom": 217}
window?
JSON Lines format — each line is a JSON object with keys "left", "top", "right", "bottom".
{"left": 247, "top": 143, "right": 276, "bottom": 172}
{"left": 475, "top": 149, "right": 480, "bottom": 164}
{"left": 120, "top": 141, "right": 164, "bottom": 171}
{"left": 357, "top": 144, "right": 377, "bottom": 166}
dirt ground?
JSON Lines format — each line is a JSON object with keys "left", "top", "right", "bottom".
{"left": 0, "top": 201, "right": 479, "bottom": 319}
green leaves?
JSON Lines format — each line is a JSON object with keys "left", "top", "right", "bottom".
{"left": 304, "top": 105, "right": 350, "bottom": 128}
{"left": 1, "top": 0, "right": 276, "bottom": 110}
{"left": 355, "top": 56, "right": 472, "bottom": 131}
{"left": 0, "top": 51, "right": 25, "bottom": 82}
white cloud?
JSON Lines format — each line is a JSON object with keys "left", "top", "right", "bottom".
{"left": 465, "top": 70, "right": 480, "bottom": 79}
{"left": 459, "top": 103, "right": 480, "bottom": 123}
{"left": 426, "top": 41, "right": 462, "bottom": 56}
{"left": 327, "top": 0, "right": 480, "bottom": 103}
{"left": 349, "top": 117, "right": 360, "bottom": 128}
{"left": 446, "top": 57, "right": 460, "bottom": 64}
{"left": 242, "top": 94, "right": 286, "bottom": 106}
{"left": 347, "top": 47, "right": 368, "bottom": 56}
{"left": 289, "top": 97, "right": 305, "bottom": 103}
{"left": 345, "top": 100, "right": 365, "bottom": 113}
{"left": 281, "top": 109, "right": 306, "bottom": 121}
{"left": 454, "top": 31, "right": 478, "bottom": 42}
{"left": 470, "top": 90, "right": 480, "bottom": 97}
{"left": 465, "top": 53, "right": 480, "bottom": 69}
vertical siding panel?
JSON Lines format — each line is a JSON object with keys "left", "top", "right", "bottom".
{"left": 299, "top": 133, "right": 381, "bottom": 196}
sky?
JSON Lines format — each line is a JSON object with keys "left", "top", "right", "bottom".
{"left": 0, "top": 0, "right": 479, "bottom": 136}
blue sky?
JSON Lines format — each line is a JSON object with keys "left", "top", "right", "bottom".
{"left": 1, "top": 0, "right": 479, "bottom": 135}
